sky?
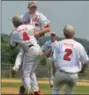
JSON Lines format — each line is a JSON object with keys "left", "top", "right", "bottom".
{"left": 1, "top": 1, "right": 89, "bottom": 40}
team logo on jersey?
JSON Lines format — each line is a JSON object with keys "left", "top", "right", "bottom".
{"left": 32, "top": 16, "right": 40, "bottom": 22}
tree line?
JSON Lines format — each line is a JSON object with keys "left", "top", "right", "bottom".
{"left": 1, "top": 33, "right": 89, "bottom": 65}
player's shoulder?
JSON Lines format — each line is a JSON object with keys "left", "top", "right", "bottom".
{"left": 55, "top": 40, "right": 59, "bottom": 44}
{"left": 74, "top": 40, "right": 84, "bottom": 48}
{"left": 18, "top": 24, "right": 34, "bottom": 30}
{"left": 17, "top": 24, "right": 25, "bottom": 29}
{"left": 22, "top": 12, "right": 29, "bottom": 16}
{"left": 58, "top": 39, "right": 65, "bottom": 44}
{"left": 45, "top": 40, "right": 52, "bottom": 44}
{"left": 36, "top": 11, "right": 43, "bottom": 15}
{"left": 36, "top": 11, "right": 46, "bottom": 18}
{"left": 21, "top": 12, "right": 29, "bottom": 19}
{"left": 10, "top": 29, "right": 18, "bottom": 38}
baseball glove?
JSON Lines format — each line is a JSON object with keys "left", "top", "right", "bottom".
{"left": 11, "top": 66, "right": 18, "bottom": 78}
{"left": 11, "top": 69, "right": 17, "bottom": 78}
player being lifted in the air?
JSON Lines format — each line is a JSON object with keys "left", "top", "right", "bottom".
{"left": 12, "top": 1, "right": 50, "bottom": 72}
{"left": 11, "top": 1, "right": 50, "bottom": 94}
{"left": 10, "top": 15, "right": 42, "bottom": 95}
{"left": 51, "top": 25, "right": 89, "bottom": 95}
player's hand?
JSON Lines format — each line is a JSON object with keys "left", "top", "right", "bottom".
{"left": 34, "top": 31, "right": 39, "bottom": 38}
{"left": 34, "top": 30, "right": 45, "bottom": 37}
{"left": 39, "top": 33, "right": 45, "bottom": 37}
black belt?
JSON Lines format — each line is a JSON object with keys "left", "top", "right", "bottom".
{"left": 59, "top": 69, "right": 77, "bottom": 74}
{"left": 28, "top": 44, "right": 34, "bottom": 48}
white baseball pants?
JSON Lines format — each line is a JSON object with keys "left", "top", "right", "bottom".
{"left": 52, "top": 70, "right": 78, "bottom": 95}
{"left": 20, "top": 44, "right": 41, "bottom": 92}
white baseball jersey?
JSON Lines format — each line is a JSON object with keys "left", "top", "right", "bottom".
{"left": 52, "top": 39, "right": 89, "bottom": 73}
{"left": 21, "top": 11, "right": 50, "bottom": 30}
{"left": 10, "top": 24, "right": 37, "bottom": 50}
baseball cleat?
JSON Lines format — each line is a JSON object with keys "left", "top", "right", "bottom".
{"left": 19, "top": 85, "right": 25, "bottom": 95}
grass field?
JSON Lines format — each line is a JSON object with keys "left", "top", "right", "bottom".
{"left": 1, "top": 78, "right": 89, "bottom": 94}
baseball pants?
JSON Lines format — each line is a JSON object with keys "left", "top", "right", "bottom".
{"left": 14, "top": 48, "right": 24, "bottom": 69}
{"left": 52, "top": 70, "right": 78, "bottom": 95}
{"left": 20, "top": 44, "right": 41, "bottom": 92}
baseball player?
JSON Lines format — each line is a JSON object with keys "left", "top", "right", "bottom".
{"left": 42, "top": 32, "right": 58, "bottom": 87}
{"left": 12, "top": 1, "right": 50, "bottom": 94}
{"left": 21, "top": 1, "right": 50, "bottom": 42}
{"left": 12, "top": 0, "right": 50, "bottom": 73}
{"left": 51, "top": 25, "right": 89, "bottom": 94}
{"left": 10, "top": 15, "right": 42, "bottom": 95}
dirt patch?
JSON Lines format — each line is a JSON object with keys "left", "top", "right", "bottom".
{"left": 77, "top": 82, "right": 89, "bottom": 86}
{"left": 1, "top": 88, "right": 46, "bottom": 94}
{"left": 1, "top": 88, "right": 18, "bottom": 94}
{"left": 1, "top": 79, "right": 21, "bottom": 83}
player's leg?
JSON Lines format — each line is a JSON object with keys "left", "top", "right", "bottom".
{"left": 19, "top": 68, "right": 26, "bottom": 95}
{"left": 22, "top": 61, "right": 33, "bottom": 94}
{"left": 12, "top": 48, "right": 25, "bottom": 94}
{"left": 22, "top": 44, "right": 41, "bottom": 94}
{"left": 12, "top": 48, "right": 24, "bottom": 71}
{"left": 52, "top": 71, "right": 60, "bottom": 94}
{"left": 46, "top": 58, "right": 53, "bottom": 87}
{"left": 31, "top": 73, "right": 40, "bottom": 95}
{"left": 30, "top": 45, "right": 41, "bottom": 95}
{"left": 64, "top": 73, "right": 78, "bottom": 95}
{"left": 52, "top": 70, "right": 70, "bottom": 94}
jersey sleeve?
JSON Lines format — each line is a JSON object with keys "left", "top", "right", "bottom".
{"left": 42, "top": 41, "right": 50, "bottom": 51}
{"left": 20, "top": 12, "right": 30, "bottom": 24}
{"left": 10, "top": 32, "right": 17, "bottom": 47}
{"left": 79, "top": 44, "right": 89, "bottom": 64}
{"left": 40, "top": 13, "right": 50, "bottom": 29}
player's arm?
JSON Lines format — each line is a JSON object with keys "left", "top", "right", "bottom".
{"left": 34, "top": 14, "right": 50, "bottom": 37}
{"left": 10, "top": 32, "right": 17, "bottom": 49}
{"left": 10, "top": 43, "right": 18, "bottom": 49}
{"left": 79, "top": 45, "right": 89, "bottom": 73}
{"left": 37, "top": 25, "right": 50, "bottom": 37}
{"left": 20, "top": 13, "right": 30, "bottom": 24}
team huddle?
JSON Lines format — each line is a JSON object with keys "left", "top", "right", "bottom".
{"left": 10, "top": 1, "right": 89, "bottom": 95}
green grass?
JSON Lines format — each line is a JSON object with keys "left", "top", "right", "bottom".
{"left": 73, "top": 86, "right": 89, "bottom": 94}
{"left": 2, "top": 82, "right": 89, "bottom": 94}
{"left": 2, "top": 82, "right": 21, "bottom": 88}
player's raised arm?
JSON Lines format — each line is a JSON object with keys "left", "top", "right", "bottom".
{"left": 38, "top": 13, "right": 50, "bottom": 36}
{"left": 35, "top": 15, "right": 50, "bottom": 37}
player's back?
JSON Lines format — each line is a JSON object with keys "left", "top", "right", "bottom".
{"left": 12, "top": 24, "right": 37, "bottom": 50}
{"left": 54, "top": 39, "right": 87, "bottom": 73}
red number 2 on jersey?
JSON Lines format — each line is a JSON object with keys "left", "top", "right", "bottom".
{"left": 23, "top": 32, "right": 30, "bottom": 41}
{"left": 63, "top": 48, "right": 72, "bottom": 61}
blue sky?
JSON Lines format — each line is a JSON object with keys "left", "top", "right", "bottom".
{"left": 1, "top": 1, "right": 89, "bottom": 40}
